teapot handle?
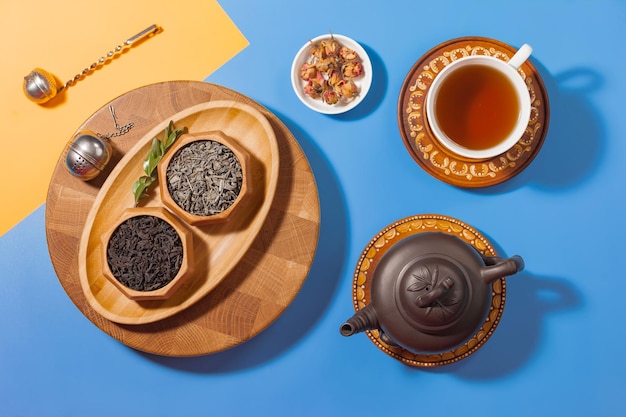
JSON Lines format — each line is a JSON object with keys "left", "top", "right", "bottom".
{"left": 480, "top": 255, "right": 525, "bottom": 285}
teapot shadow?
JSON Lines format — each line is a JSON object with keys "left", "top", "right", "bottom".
{"left": 419, "top": 233, "right": 582, "bottom": 378}
{"left": 438, "top": 271, "right": 583, "bottom": 379}
{"left": 473, "top": 64, "right": 605, "bottom": 194}
{"left": 137, "top": 109, "right": 349, "bottom": 372}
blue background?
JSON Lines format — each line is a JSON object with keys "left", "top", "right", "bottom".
{"left": 2, "top": 1, "right": 625, "bottom": 416}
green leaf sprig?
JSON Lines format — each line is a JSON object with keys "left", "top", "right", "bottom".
{"left": 132, "top": 121, "right": 184, "bottom": 205}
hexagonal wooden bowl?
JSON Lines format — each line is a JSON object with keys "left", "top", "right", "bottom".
{"left": 101, "top": 206, "right": 194, "bottom": 301}
{"left": 159, "top": 130, "right": 251, "bottom": 226}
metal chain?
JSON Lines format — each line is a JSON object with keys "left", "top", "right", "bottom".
{"left": 96, "top": 105, "right": 134, "bottom": 139}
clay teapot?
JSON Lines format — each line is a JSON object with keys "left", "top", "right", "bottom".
{"left": 340, "top": 232, "right": 524, "bottom": 354}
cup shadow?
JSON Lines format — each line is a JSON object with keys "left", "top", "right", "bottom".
{"left": 472, "top": 62, "right": 606, "bottom": 194}
{"left": 138, "top": 110, "right": 350, "bottom": 373}
{"left": 416, "top": 235, "right": 583, "bottom": 379}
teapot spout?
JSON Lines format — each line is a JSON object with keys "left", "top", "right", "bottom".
{"left": 481, "top": 255, "right": 525, "bottom": 285}
{"left": 340, "top": 303, "right": 379, "bottom": 337}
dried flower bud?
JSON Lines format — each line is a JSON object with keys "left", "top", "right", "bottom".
{"left": 342, "top": 61, "right": 364, "bottom": 78}
{"left": 337, "top": 79, "right": 359, "bottom": 99}
{"left": 322, "top": 39, "right": 340, "bottom": 57}
{"left": 328, "top": 71, "right": 342, "bottom": 87}
{"left": 323, "top": 89, "right": 340, "bottom": 105}
{"left": 304, "top": 73, "right": 325, "bottom": 99}
{"left": 339, "top": 46, "right": 359, "bottom": 61}
{"left": 309, "top": 42, "right": 325, "bottom": 60}
{"left": 300, "top": 63, "right": 317, "bottom": 81}
{"left": 315, "top": 57, "right": 336, "bottom": 75}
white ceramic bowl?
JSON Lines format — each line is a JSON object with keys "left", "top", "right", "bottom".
{"left": 291, "top": 34, "right": 373, "bottom": 114}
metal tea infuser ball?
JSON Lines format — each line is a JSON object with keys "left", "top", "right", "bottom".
{"left": 65, "top": 105, "right": 134, "bottom": 181}
{"left": 66, "top": 131, "right": 113, "bottom": 181}
{"left": 23, "top": 24, "right": 160, "bottom": 104}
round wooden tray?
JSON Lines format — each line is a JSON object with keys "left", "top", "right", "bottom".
{"left": 397, "top": 37, "right": 549, "bottom": 188}
{"left": 351, "top": 214, "right": 505, "bottom": 367}
{"left": 45, "top": 81, "right": 320, "bottom": 356}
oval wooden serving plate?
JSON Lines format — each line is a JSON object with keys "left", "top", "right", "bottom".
{"left": 78, "top": 100, "right": 280, "bottom": 325}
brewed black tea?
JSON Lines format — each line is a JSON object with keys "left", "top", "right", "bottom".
{"left": 434, "top": 64, "right": 520, "bottom": 151}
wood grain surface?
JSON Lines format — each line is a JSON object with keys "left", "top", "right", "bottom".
{"left": 45, "top": 81, "right": 320, "bottom": 356}
{"left": 79, "top": 100, "right": 280, "bottom": 325}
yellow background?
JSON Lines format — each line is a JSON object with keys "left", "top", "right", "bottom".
{"left": 0, "top": 0, "right": 247, "bottom": 236}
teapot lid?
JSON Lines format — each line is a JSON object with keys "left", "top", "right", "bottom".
{"left": 396, "top": 255, "right": 469, "bottom": 332}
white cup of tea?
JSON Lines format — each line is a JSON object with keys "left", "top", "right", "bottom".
{"left": 425, "top": 44, "right": 533, "bottom": 160}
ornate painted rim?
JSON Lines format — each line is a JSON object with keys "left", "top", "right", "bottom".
{"left": 351, "top": 214, "right": 506, "bottom": 367}
{"left": 397, "top": 37, "right": 549, "bottom": 188}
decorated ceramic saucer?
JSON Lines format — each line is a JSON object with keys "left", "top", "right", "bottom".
{"left": 351, "top": 214, "right": 506, "bottom": 367}
{"left": 397, "top": 37, "right": 549, "bottom": 188}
